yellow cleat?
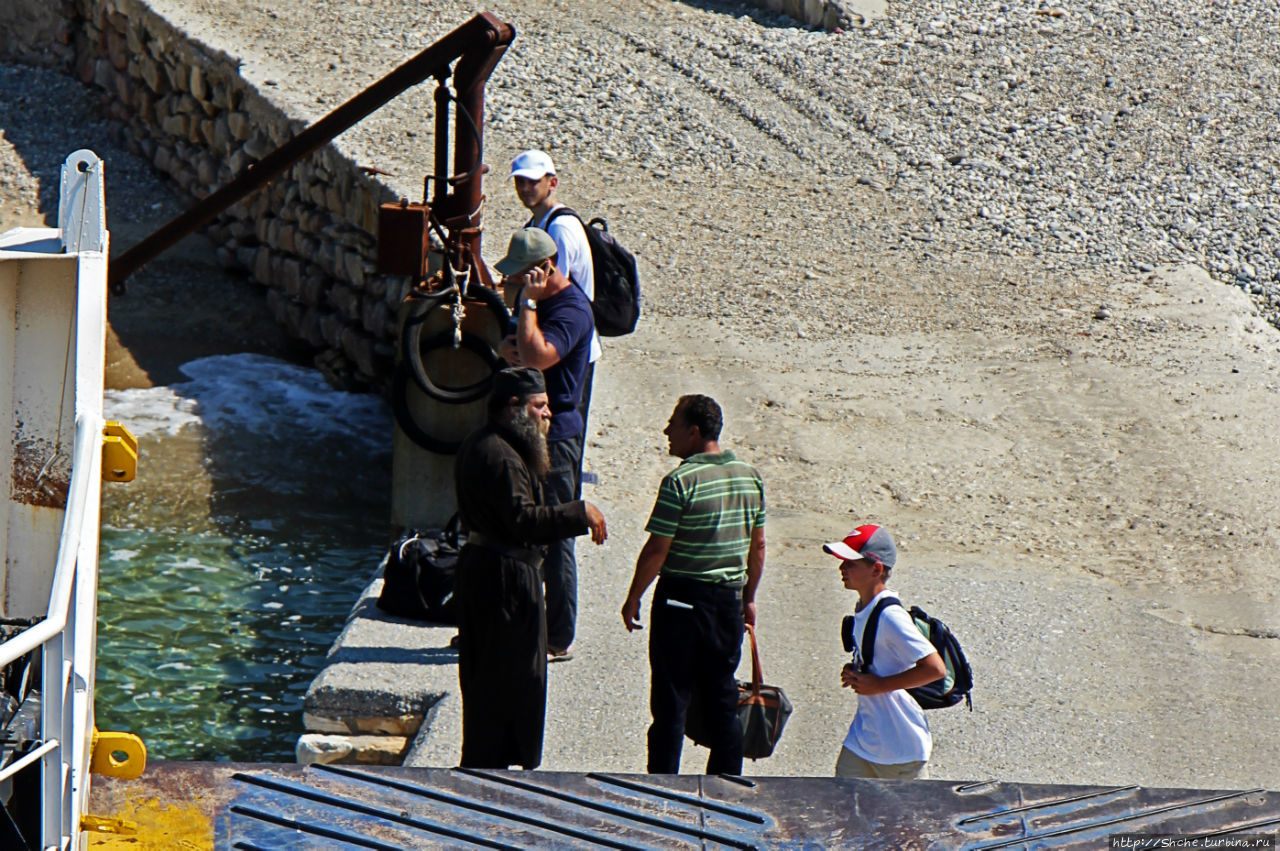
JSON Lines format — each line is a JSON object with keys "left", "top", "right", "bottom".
{"left": 80, "top": 814, "right": 138, "bottom": 835}
{"left": 101, "top": 422, "right": 138, "bottom": 482}
{"left": 90, "top": 729, "right": 147, "bottom": 779}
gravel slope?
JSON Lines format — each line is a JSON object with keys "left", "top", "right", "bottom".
{"left": 4, "top": 0, "right": 1279, "bottom": 790}
{"left": 148, "top": 0, "right": 1280, "bottom": 324}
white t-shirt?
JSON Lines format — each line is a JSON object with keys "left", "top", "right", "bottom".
{"left": 842, "top": 589, "right": 937, "bottom": 765}
{"left": 537, "top": 205, "right": 601, "bottom": 363}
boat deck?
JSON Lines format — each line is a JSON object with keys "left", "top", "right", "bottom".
{"left": 88, "top": 761, "right": 1280, "bottom": 849}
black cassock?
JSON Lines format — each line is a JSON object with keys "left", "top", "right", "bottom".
{"left": 452, "top": 423, "right": 587, "bottom": 769}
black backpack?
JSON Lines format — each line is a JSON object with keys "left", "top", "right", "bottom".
{"left": 543, "top": 207, "right": 641, "bottom": 337}
{"left": 376, "top": 519, "right": 459, "bottom": 624}
{"left": 847, "top": 597, "right": 973, "bottom": 710}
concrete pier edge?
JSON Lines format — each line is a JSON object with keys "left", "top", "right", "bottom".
{"left": 298, "top": 567, "right": 459, "bottom": 766}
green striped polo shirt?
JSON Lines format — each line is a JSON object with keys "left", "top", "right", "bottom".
{"left": 644, "top": 451, "right": 766, "bottom": 586}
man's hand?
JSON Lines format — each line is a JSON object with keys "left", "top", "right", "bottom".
{"left": 521, "top": 263, "right": 553, "bottom": 301}
{"left": 498, "top": 334, "right": 521, "bottom": 366}
{"left": 742, "top": 600, "right": 757, "bottom": 628}
{"left": 621, "top": 596, "right": 643, "bottom": 632}
{"left": 585, "top": 502, "right": 607, "bottom": 544}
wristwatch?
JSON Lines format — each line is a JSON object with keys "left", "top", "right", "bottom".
{"left": 522, "top": 297, "right": 537, "bottom": 312}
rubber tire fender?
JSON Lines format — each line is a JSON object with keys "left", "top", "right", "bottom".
{"left": 403, "top": 329, "right": 503, "bottom": 405}
{"left": 400, "top": 285, "right": 510, "bottom": 403}
{"left": 390, "top": 359, "right": 470, "bottom": 455}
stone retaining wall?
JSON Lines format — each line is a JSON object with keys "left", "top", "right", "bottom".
{"left": 0, "top": 0, "right": 75, "bottom": 68}
{"left": 4, "top": 0, "right": 410, "bottom": 389}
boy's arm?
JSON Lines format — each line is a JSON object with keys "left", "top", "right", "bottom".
{"left": 841, "top": 652, "right": 945, "bottom": 695}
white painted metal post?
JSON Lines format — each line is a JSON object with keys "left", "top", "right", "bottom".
{"left": 41, "top": 628, "right": 64, "bottom": 848}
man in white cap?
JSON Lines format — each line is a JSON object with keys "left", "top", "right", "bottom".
{"left": 509, "top": 151, "right": 601, "bottom": 661}
{"left": 510, "top": 149, "right": 601, "bottom": 441}
{"left": 510, "top": 150, "right": 597, "bottom": 329}
{"left": 824, "top": 524, "right": 945, "bottom": 779}
{"left": 494, "top": 225, "right": 595, "bottom": 663}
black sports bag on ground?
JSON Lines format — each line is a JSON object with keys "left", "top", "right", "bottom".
{"left": 376, "top": 518, "right": 459, "bottom": 624}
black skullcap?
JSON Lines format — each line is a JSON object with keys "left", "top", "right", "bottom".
{"left": 490, "top": 366, "right": 546, "bottom": 402}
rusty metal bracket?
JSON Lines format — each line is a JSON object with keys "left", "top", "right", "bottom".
{"left": 109, "top": 12, "right": 515, "bottom": 294}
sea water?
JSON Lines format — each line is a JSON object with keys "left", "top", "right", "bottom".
{"left": 98, "top": 354, "right": 392, "bottom": 761}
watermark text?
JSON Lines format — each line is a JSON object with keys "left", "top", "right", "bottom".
{"left": 1110, "top": 834, "right": 1276, "bottom": 850}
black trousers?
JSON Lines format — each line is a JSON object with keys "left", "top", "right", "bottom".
{"left": 647, "top": 575, "right": 745, "bottom": 775}
{"left": 574, "top": 361, "right": 595, "bottom": 497}
{"left": 454, "top": 547, "right": 547, "bottom": 769}
{"left": 545, "top": 361, "right": 594, "bottom": 649}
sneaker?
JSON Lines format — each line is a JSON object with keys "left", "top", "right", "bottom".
{"left": 448, "top": 633, "right": 460, "bottom": 649}
{"left": 547, "top": 646, "right": 574, "bottom": 663}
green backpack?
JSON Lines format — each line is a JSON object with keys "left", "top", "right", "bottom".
{"left": 845, "top": 597, "right": 974, "bottom": 710}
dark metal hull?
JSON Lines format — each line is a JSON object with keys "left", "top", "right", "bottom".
{"left": 89, "top": 761, "right": 1280, "bottom": 849}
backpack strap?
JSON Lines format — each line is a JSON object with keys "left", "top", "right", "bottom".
{"left": 541, "top": 206, "right": 581, "bottom": 228}
{"left": 858, "top": 596, "right": 902, "bottom": 673}
{"left": 534, "top": 207, "right": 594, "bottom": 295}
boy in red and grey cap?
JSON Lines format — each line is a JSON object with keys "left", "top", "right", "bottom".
{"left": 825, "top": 525, "right": 945, "bottom": 779}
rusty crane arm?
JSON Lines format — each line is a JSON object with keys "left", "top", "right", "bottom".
{"left": 108, "top": 12, "right": 515, "bottom": 294}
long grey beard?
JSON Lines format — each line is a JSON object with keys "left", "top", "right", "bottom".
{"left": 504, "top": 407, "right": 551, "bottom": 479}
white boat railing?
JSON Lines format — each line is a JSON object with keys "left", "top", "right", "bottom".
{"left": 26, "top": 413, "right": 102, "bottom": 849}
{"left": 0, "top": 414, "right": 103, "bottom": 668}
{"left": 0, "top": 150, "right": 110, "bottom": 850}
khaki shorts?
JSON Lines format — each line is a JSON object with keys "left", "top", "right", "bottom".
{"left": 835, "top": 746, "right": 929, "bottom": 780}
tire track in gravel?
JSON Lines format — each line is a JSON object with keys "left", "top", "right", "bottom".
{"left": 597, "top": 20, "right": 879, "bottom": 176}
{"left": 672, "top": 24, "right": 907, "bottom": 178}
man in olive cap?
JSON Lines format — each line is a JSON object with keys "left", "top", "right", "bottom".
{"left": 495, "top": 228, "right": 596, "bottom": 663}
{"left": 453, "top": 366, "right": 606, "bottom": 769}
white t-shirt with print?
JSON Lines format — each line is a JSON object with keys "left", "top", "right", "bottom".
{"left": 842, "top": 589, "right": 937, "bottom": 765}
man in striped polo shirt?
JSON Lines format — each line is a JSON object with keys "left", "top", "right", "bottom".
{"left": 621, "top": 394, "right": 766, "bottom": 775}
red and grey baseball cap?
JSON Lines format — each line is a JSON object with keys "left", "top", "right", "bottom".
{"left": 823, "top": 525, "right": 897, "bottom": 568}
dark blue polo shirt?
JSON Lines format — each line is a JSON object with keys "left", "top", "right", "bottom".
{"left": 527, "top": 283, "right": 593, "bottom": 441}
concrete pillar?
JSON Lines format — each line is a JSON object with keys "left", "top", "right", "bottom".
{"left": 389, "top": 262, "right": 509, "bottom": 532}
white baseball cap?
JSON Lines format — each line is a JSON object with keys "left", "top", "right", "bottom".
{"left": 510, "top": 149, "right": 556, "bottom": 180}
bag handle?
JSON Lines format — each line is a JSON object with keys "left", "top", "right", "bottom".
{"left": 745, "top": 624, "right": 764, "bottom": 695}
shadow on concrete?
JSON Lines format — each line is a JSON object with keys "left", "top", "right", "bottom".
{"left": 325, "top": 646, "right": 458, "bottom": 666}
